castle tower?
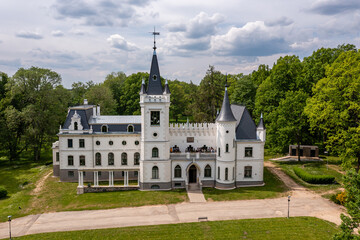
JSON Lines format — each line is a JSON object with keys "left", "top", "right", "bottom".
{"left": 139, "top": 35, "right": 171, "bottom": 190}
{"left": 215, "top": 84, "right": 237, "bottom": 189}
{"left": 256, "top": 113, "right": 266, "bottom": 142}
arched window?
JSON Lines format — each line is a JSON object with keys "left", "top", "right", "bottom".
{"left": 95, "top": 153, "right": 101, "bottom": 165}
{"left": 152, "top": 147, "right": 159, "bottom": 158}
{"left": 74, "top": 122, "right": 78, "bottom": 130}
{"left": 204, "top": 165, "right": 211, "bottom": 177}
{"left": 128, "top": 125, "right": 134, "bottom": 132}
{"left": 225, "top": 168, "right": 228, "bottom": 180}
{"left": 174, "top": 165, "right": 181, "bottom": 178}
{"left": 134, "top": 152, "right": 140, "bottom": 165}
{"left": 225, "top": 144, "right": 229, "bottom": 153}
{"left": 108, "top": 152, "right": 114, "bottom": 165}
{"left": 217, "top": 167, "right": 220, "bottom": 179}
{"left": 121, "top": 152, "right": 127, "bottom": 165}
{"left": 152, "top": 166, "right": 159, "bottom": 179}
{"left": 101, "top": 125, "right": 108, "bottom": 132}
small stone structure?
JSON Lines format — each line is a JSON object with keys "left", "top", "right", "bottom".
{"left": 289, "top": 145, "right": 319, "bottom": 158}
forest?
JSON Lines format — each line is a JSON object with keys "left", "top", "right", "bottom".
{"left": 0, "top": 44, "right": 359, "bottom": 171}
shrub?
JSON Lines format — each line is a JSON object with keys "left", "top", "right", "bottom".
{"left": 0, "top": 186, "right": 8, "bottom": 199}
{"left": 330, "top": 193, "right": 341, "bottom": 205}
{"left": 336, "top": 191, "right": 346, "bottom": 205}
{"left": 293, "top": 167, "right": 335, "bottom": 184}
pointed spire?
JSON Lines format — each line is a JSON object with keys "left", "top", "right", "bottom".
{"left": 163, "top": 79, "right": 171, "bottom": 94}
{"left": 139, "top": 78, "right": 146, "bottom": 94}
{"left": 216, "top": 81, "right": 236, "bottom": 122}
{"left": 146, "top": 31, "right": 163, "bottom": 95}
{"left": 257, "top": 113, "right": 266, "bottom": 129}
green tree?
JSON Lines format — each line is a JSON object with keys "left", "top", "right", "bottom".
{"left": 168, "top": 80, "right": 187, "bottom": 122}
{"left": 119, "top": 72, "right": 150, "bottom": 115}
{"left": 85, "top": 84, "right": 117, "bottom": 115}
{"left": 268, "top": 90, "right": 309, "bottom": 155}
{"left": 103, "top": 71, "right": 126, "bottom": 114}
{"left": 5, "top": 67, "right": 69, "bottom": 161}
{"left": 230, "top": 74, "right": 257, "bottom": 115}
{"left": 305, "top": 50, "right": 360, "bottom": 170}
{"left": 333, "top": 170, "right": 360, "bottom": 239}
{"left": 251, "top": 64, "right": 270, "bottom": 86}
{"left": 191, "top": 65, "right": 225, "bottom": 122}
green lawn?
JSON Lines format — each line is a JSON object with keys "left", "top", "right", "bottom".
{"left": 203, "top": 167, "right": 288, "bottom": 201}
{"left": 274, "top": 161, "right": 344, "bottom": 193}
{"left": 10, "top": 217, "right": 339, "bottom": 240}
{"left": 29, "top": 176, "right": 187, "bottom": 214}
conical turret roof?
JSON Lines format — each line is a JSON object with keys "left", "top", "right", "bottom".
{"left": 146, "top": 50, "right": 163, "bottom": 95}
{"left": 216, "top": 86, "right": 236, "bottom": 122}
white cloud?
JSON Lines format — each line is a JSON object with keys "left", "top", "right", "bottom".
{"left": 291, "top": 38, "right": 321, "bottom": 51}
{"left": 52, "top": 30, "right": 64, "bottom": 37}
{"left": 107, "top": 34, "right": 138, "bottom": 51}
{"left": 15, "top": 30, "right": 43, "bottom": 39}
{"left": 211, "top": 21, "right": 290, "bottom": 57}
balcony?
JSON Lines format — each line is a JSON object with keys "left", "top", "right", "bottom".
{"left": 170, "top": 152, "right": 216, "bottom": 160}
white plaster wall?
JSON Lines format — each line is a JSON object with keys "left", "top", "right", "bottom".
{"left": 236, "top": 159, "right": 263, "bottom": 182}
{"left": 141, "top": 160, "right": 171, "bottom": 183}
{"left": 216, "top": 160, "right": 236, "bottom": 183}
{"left": 59, "top": 134, "right": 141, "bottom": 170}
{"left": 171, "top": 160, "right": 216, "bottom": 181}
{"left": 216, "top": 122, "right": 236, "bottom": 161}
{"left": 169, "top": 124, "right": 216, "bottom": 152}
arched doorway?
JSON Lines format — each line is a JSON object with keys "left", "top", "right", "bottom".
{"left": 188, "top": 165, "right": 197, "bottom": 183}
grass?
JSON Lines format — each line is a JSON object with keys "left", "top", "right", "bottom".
{"left": 29, "top": 176, "right": 187, "bottom": 213}
{"left": 0, "top": 153, "right": 52, "bottom": 222}
{"left": 203, "top": 167, "right": 288, "bottom": 201}
{"left": 9, "top": 217, "right": 339, "bottom": 240}
{"left": 274, "top": 161, "right": 344, "bottom": 193}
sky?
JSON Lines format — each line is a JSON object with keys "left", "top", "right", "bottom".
{"left": 0, "top": 0, "right": 360, "bottom": 88}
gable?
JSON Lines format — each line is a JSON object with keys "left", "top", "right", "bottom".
{"left": 230, "top": 104, "right": 257, "bottom": 140}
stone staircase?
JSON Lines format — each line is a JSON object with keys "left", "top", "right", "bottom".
{"left": 188, "top": 183, "right": 200, "bottom": 191}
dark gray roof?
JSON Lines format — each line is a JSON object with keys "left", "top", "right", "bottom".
{"left": 163, "top": 80, "right": 171, "bottom": 94}
{"left": 63, "top": 108, "right": 93, "bottom": 130}
{"left": 257, "top": 113, "right": 265, "bottom": 129}
{"left": 89, "top": 115, "right": 141, "bottom": 124}
{"left": 91, "top": 124, "right": 141, "bottom": 133}
{"left": 231, "top": 104, "right": 257, "bottom": 140}
{"left": 147, "top": 50, "right": 163, "bottom": 95}
{"left": 216, "top": 88, "right": 236, "bottom": 122}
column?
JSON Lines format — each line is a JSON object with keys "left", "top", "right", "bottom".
{"left": 124, "top": 171, "right": 129, "bottom": 186}
{"left": 78, "top": 171, "right": 84, "bottom": 187}
{"left": 109, "top": 171, "right": 114, "bottom": 187}
{"left": 94, "top": 171, "right": 99, "bottom": 187}
{"left": 137, "top": 170, "right": 140, "bottom": 186}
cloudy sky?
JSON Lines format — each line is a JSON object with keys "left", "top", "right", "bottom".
{"left": 1, "top": 0, "right": 360, "bottom": 87}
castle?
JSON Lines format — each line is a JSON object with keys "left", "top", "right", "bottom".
{"left": 52, "top": 41, "right": 266, "bottom": 193}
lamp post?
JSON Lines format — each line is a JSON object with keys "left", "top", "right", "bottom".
{"left": 8, "top": 215, "right": 12, "bottom": 240}
{"left": 287, "top": 196, "right": 291, "bottom": 219}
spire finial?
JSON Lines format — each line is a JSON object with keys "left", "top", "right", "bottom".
{"left": 150, "top": 26, "right": 160, "bottom": 51}
{"left": 225, "top": 74, "right": 229, "bottom": 90}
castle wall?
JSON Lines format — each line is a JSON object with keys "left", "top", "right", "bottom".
{"left": 169, "top": 123, "right": 216, "bottom": 152}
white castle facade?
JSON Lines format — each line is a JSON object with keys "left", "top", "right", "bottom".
{"left": 52, "top": 45, "right": 266, "bottom": 193}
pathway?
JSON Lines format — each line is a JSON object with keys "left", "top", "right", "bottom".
{"left": 0, "top": 164, "right": 345, "bottom": 239}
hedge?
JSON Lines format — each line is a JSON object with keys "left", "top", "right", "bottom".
{"left": 293, "top": 167, "right": 335, "bottom": 184}
{"left": 0, "top": 186, "right": 7, "bottom": 199}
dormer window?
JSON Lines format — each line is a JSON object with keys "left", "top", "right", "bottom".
{"left": 101, "top": 125, "right": 108, "bottom": 132}
{"left": 70, "top": 111, "right": 83, "bottom": 130}
{"left": 128, "top": 125, "right": 134, "bottom": 132}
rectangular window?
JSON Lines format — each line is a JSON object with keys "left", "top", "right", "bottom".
{"left": 122, "top": 171, "right": 124, "bottom": 177}
{"left": 79, "top": 156, "right": 85, "bottom": 166}
{"left": 79, "top": 139, "right": 85, "bottom": 148}
{"left": 68, "top": 139, "right": 73, "bottom": 148}
{"left": 245, "top": 147, "right": 253, "bottom": 157}
{"left": 134, "top": 171, "right": 138, "bottom": 177}
{"left": 150, "top": 111, "right": 160, "bottom": 126}
{"left": 218, "top": 148, "right": 220, "bottom": 157}
{"left": 68, "top": 171, "right": 74, "bottom": 177}
{"left": 225, "top": 144, "right": 229, "bottom": 153}
{"left": 98, "top": 171, "right": 101, "bottom": 176}
{"left": 68, "top": 156, "right": 74, "bottom": 166}
{"left": 56, "top": 152, "right": 59, "bottom": 162}
{"left": 217, "top": 167, "right": 220, "bottom": 179}
{"left": 187, "top": 137, "right": 194, "bottom": 143}
{"left": 244, "top": 166, "right": 252, "bottom": 178}
{"left": 83, "top": 171, "right": 86, "bottom": 177}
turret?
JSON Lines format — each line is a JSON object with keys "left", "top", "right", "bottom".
{"left": 256, "top": 113, "right": 266, "bottom": 142}
{"left": 215, "top": 82, "right": 237, "bottom": 189}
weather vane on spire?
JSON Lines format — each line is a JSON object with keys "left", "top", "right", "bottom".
{"left": 150, "top": 27, "right": 160, "bottom": 50}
